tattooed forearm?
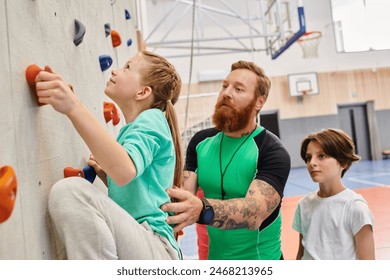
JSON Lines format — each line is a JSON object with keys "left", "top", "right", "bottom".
{"left": 209, "top": 198, "right": 260, "bottom": 230}
{"left": 207, "top": 180, "right": 280, "bottom": 230}
{"left": 254, "top": 180, "right": 279, "bottom": 213}
{"left": 254, "top": 180, "right": 280, "bottom": 213}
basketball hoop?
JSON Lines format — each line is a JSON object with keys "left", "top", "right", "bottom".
{"left": 297, "top": 31, "right": 322, "bottom": 59}
{"left": 297, "top": 90, "right": 308, "bottom": 103}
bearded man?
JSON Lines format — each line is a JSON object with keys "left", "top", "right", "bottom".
{"left": 162, "top": 60, "right": 291, "bottom": 260}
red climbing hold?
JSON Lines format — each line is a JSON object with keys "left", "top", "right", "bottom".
{"left": 26, "top": 64, "right": 74, "bottom": 105}
{"left": 0, "top": 165, "right": 18, "bottom": 223}
{"left": 63, "top": 165, "right": 96, "bottom": 183}
{"left": 104, "top": 101, "right": 120, "bottom": 125}
{"left": 111, "top": 29, "right": 122, "bottom": 48}
{"left": 25, "top": 64, "right": 45, "bottom": 106}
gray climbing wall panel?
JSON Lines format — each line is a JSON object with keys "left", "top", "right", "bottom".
{"left": 0, "top": 0, "right": 138, "bottom": 259}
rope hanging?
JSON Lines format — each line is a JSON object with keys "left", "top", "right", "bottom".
{"left": 182, "top": 0, "right": 197, "bottom": 146}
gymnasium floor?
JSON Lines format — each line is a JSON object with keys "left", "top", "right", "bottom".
{"left": 179, "top": 159, "right": 390, "bottom": 260}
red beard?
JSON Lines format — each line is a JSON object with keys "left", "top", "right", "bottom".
{"left": 212, "top": 97, "right": 256, "bottom": 133}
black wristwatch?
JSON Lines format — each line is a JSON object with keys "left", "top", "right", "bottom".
{"left": 198, "top": 198, "right": 214, "bottom": 225}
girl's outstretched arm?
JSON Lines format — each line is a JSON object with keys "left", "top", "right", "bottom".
{"left": 36, "top": 66, "right": 136, "bottom": 186}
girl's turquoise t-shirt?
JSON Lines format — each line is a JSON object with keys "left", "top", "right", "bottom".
{"left": 107, "top": 108, "right": 180, "bottom": 257}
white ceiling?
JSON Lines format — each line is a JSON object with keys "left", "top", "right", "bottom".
{"left": 139, "top": 0, "right": 303, "bottom": 59}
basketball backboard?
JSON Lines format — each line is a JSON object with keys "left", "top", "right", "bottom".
{"left": 264, "top": 0, "right": 307, "bottom": 59}
{"left": 288, "top": 72, "right": 319, "bottom": 96}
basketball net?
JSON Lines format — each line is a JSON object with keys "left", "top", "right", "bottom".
{"left": 297, "top": 90, "right": 312, "bottom": 103}
{"left": 297, "top": 31, "right": 322, "bottom": 59}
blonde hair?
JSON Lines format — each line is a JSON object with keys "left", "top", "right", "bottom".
{"left": 139, "top": 51, "right": 183, "bottom": 186}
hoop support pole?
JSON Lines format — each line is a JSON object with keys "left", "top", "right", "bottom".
{"left": 271, "top": 6, "right": 306, "bottom": 59}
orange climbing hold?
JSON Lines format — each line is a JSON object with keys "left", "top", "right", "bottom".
{"left": 63, "top": 165, "right": 96, "bottom": 183}
{"left": 26, "top": 64, "right": 74, "bottom": 106}
{"left": 104, "top": 101, "right": 120, "bottom": 125}
{"left": 111, "top": 29, "right": 122, "bottom": 48}
{"left": 25, "top": 64, "right": 45, "bottom": 106}
{"left": 0, "top": 165, "right": 18, "bottom": 223}
{"left": 63, "top": 166, "right": 84, "bottom": 178}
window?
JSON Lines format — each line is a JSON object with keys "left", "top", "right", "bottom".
{"left": 330, "top": 0, "right": 390, "bottom": 52}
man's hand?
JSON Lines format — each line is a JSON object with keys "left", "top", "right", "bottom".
{"left": 161, "top": 188, "right": 203, "bottom": 233}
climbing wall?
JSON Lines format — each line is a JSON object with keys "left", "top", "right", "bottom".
{"left": 0, "top": 0, "right": 138, "bottom": 259}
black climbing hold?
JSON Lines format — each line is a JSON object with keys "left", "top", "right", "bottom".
{"left": 104, "top": 23, "right": 111, "bottom": 37}
{"left": 125, "top": 9, "right": 131, "bottom": 20}
{"left": 73, "top": 19, "right": 86, "bottom": 46}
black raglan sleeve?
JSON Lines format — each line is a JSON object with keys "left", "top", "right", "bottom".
{"left": 254, "top": 130, "right": 291, "bottom": 199}
{"left": 185, "top": 127, "right": 220, "bottom": 172}
{"left": 254, "top": 130, "right": 291, "bottom": 231}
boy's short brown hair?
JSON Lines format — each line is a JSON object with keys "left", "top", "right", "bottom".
{"left": 300, "top": 128, "right": 361, "bottom": 177}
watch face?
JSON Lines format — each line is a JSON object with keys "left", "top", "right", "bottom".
{"left": 202, "top": 208, "right": 214, "bottom": 224}
{"left": 199, "top": 198, "right": 214, "bottom": 225}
